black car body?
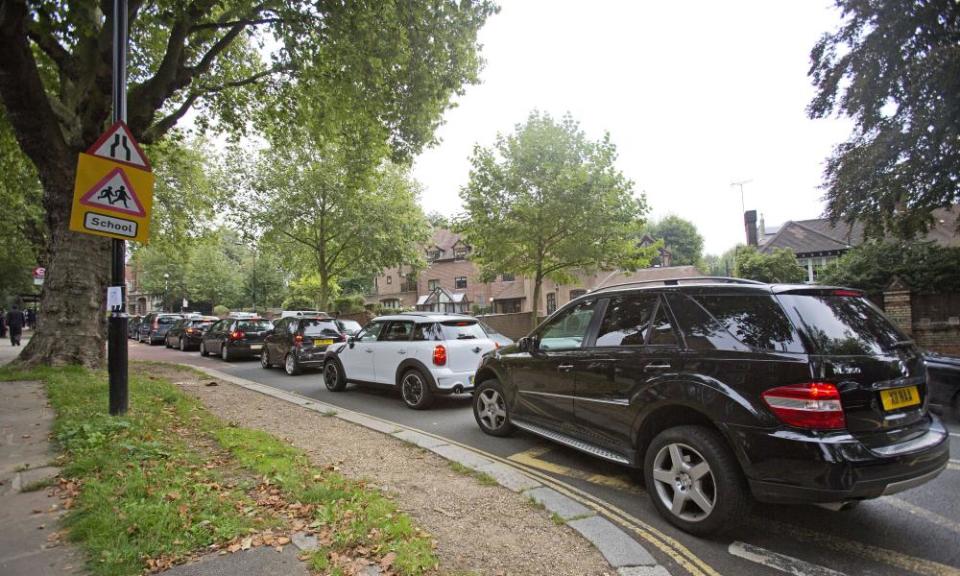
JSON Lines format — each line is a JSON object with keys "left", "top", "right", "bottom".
{"left": 137, "top": 313, "right": 183, "bottom": 345}
{"left": 200, "top": 317, "right": 273, "bottom": 361}
{"left": 262, "top": 316, "right": 346, "bottom": 375}
{"left": 472, "top": 279, "right": 950, "bottom": 534}
{"left": 165, "top": 316, "right": 218, "bottom": 351}
{"left": 924, "top": 352, "right": 960, "bottom": 420}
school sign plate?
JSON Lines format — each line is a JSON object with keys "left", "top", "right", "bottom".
{"left": 69, "top": 122, "right": 154, "bottom": 243}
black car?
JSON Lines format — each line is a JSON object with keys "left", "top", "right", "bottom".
{"left": 199, "top": 317, "right": 273, "bottom": 361}
{"left": 137, "top": 313, "right": 183, "bottom": 345}
{"left": 472, "top": 278, "right": 950, "bottom": 535}
{"left": 262, "top": 316, "right": 346, "bottom": 375}
{"left": 924, "top": 352, "right": 960, "bottom": 421}
{"left": 164, "top": 316, "right": 218, "bottom": 351}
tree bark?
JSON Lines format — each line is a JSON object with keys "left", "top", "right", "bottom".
{"left": 531, "top": 274, "right": 543, "bottom": 332}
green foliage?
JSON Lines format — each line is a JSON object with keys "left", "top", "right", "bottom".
{"left": 0, "top": 111, "right": 44, "bottom": 304}
{"left": 333, "top": 295, "right": 367, "bottom": 314}
{"left": 808, "top": 1, "right": 960, "bottom": 238}
{"left": 281, "top": 295, "right": 314, "bottom": 311}
{"left": 647, "top": 215, "right": 704, "bottom": 266}
{"left": 701, "top": 246, "right": 739, "bottom": 277}
{"left": 734, "top": 246, "right": 806, "bottom": 284}
{"left": 212, "top": 305, "right": 230, "bottom": 318}
{"left": 818, "top": 241, "right": 960, "bottom": 294}
{"left": 459, "top": 111, "right": 654, "bottom": 327}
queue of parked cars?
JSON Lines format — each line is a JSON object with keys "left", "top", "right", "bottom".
{"left": 128, "top": 278, "right": 959, "bottom": 535}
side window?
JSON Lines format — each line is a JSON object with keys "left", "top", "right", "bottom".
{"left": 694, "top": 294, "right": 804, "bottom": 353}
{"left": 665, "top": 293, "right": 748, "bottom": 352}
{"left": 208, "top": 321, "right": 222, "bottom": 333}
{"left": 357, "top": 322, "right": 384, "bottom": 342}
{"left": 595, "top": 293, "right": 659, "bottom": 347}
{"left": 288, "top": 319, "right": 300, "bottom": 334}
{"left": 380, "top": 321, "right": 414, "bottom": 342}
{"left": 412, "top": 323, "right": 435, "bottom": 341}
{"left": 538, "top": 300, "right": 598, "bottom": 351}
{"left": 648, "top": 304, "right": 680, "bottom": 346}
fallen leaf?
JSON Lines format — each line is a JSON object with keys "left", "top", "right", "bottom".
{"left": 227, "top": 544, "right": 241, "bottom": 553}
{"left": 240, "top": 537, "right": 252, "bottom": 550}
{"left": 276, "top": 536, "right": 290, "bottom": 546}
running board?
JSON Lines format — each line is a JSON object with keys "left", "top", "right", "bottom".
{"left": 512, "top": 420, "right": 631, "bottom": 465}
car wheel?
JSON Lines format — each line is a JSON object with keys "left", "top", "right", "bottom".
{"left": 179, "top": 338, "right": 187, "bottom": 352}
{"left": 260, "top": 349, "right": 272, "bottom": 369}
{"left": 473, "top": 379, "right": 515, "bottom": 437}
{"left": 221, "top": 343, "right": 231, "bottom": 362}
{"left": 165, "top": 337, "right": 171, "bottom": 348}
{"left": 284, "top": 353, "right": 301, "bottom": 376}
{"left": 400, "top": 368, "right": 434, "bottom": 410}
{"left": 200, "top": 341, "right": 209, "bottom": 357}
{"left": 323, "top": 360, "right": 346, "bottom": 391}
{"left": 644, "top": 425, "right": 749, "bottom": 536}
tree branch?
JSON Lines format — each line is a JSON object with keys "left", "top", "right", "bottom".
{"left": 141, "top": 92, "right": 200, "bottom": 144}
{"left": 190, "top": 17, "right": 282, "bottom": 32}
{"left": 25, "top": 21, "right": 76, "bottom": 79}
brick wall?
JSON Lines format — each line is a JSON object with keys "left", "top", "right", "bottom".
{"left": 882, "top": 287, "right": 960, "bottom": 355}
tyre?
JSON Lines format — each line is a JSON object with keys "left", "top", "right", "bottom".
{"left": 221, "top": 343, "right": 231, "bottom": 362}
{"left": 473, "top": 379, "right": 515, "bottom": 437}
{"left": 165, "top": 337, "right": 172, "bottom": 348}
{"left": 260, "top": 348, "right": 272, "bottom": 369}
{"left": 323, "top": 360, "right": 346, "bottom": 391}
{"left": 200, "top": 341, "right": 209, "bottom": 357}
{"left": 284, "top": 353, "right": 301, "bottom": 376}
{"left": 179, "top": 338, "right": 187, "bottom": 352}
{"left": 400, "top": 368, "right": 434, "bottom": 410}
{"left": 644, "top": 425, "right": 749, "bottom": 536}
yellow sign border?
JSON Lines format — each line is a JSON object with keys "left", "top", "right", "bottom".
{"left": 69, "top": 152, "right": 154, "bottom": 244}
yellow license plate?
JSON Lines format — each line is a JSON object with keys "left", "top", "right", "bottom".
{"left": 880, "top": 386, "right": 920, "bottom": 411}
{"left": 314, "top": 339, "right": 333, "bottom": 346}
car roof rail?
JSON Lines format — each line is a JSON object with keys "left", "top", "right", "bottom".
{"left": 589, "top": 276, "right": 764, "bottom": 294}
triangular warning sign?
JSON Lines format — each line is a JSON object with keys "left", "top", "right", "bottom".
{"left": 86, "top": 121, "right": 152, "bottom": 170}
{"left": 78, "top": 168, "right": 146, "bottom": 217}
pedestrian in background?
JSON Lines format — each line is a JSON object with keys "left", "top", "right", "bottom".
{"left": 6, "top": 305, "right": 24, "bottom": 346}
{"left": 0, "top": 308, "right": 6, "bottom": 339}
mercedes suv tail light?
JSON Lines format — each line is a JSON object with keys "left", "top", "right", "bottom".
{"left": 294, "top": 334, "right": 303, "bottom": 347}
{"left": 432, "top": 344, "right": 447, "bottom": 366}
{"left": 761, "top": 382, "right": 846, "bottom": 430}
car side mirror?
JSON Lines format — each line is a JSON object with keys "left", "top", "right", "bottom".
{"left": 518, "top": 336, "right": 536, "bottom": 353}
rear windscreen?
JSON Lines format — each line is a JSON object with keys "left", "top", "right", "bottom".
{"left": 158, "top": 316, "right": 179, "bottom": 325}
{"left": 439, "top": 321, "right": 487, "bottom": 340}
{"left": 303, "top": 320, "right": 340, "bottom": 336}
{"left": 192, "top": 321, "right": 214, "bottom": 328}
{"left": 237, "top": 320, "right": 272, "bottom": 332}
{"left": 777, "top": 294, "right": 906, "bottom": 355}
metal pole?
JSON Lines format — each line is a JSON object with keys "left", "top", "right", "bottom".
{"left": 108, "top": 0, "right": 129, "bottom": 415}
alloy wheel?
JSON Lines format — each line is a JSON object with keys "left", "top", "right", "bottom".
{"left": 285, "top": 354, "right": 296, "bottom": 375}
{"left": 477, "top": 388, "right": 507, "bottom": 431}
{"left": 401, "top": 372, "right": 425, "bottom": 406}
{"left": 651, "top": 442, "right": 716, "bottom": 523}
{"left": 221, "top": 344, "right": 229, "bottom": 361}
{"left": 260, "top": 350, "right": 271, "bottom": 368}
{"left": 179, "top": 338, "right": 186, "bottom": 352}
{"left": 323, "top": 362, "right": 339, "bottom": 388}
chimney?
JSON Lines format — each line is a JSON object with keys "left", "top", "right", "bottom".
{"left": 744, "top": 210, "right": 758, "bottom": 246}
{"left": 759, "top": 213, "right": 766, "bottom": 238}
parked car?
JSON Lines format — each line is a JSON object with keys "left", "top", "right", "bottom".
{"left": 137, "top": 313, "right": 183, "bottom": 345}
{"left": 165, "top": 316, "right": 218, "bottom": 351}
{"left": 477, "top": 320, "right": 513, "bottom": 348}
{"left": 281, "top": 310, "right": 326, "bottom": 319}
{"left": 323, "top": 312, "right": 498, "bottom": 409}
{"left": 200, "top": 317, "right": 273, "bottom": 361}
{"left": 335, "top": 318, "right": 362, "bottom": 337}
{"left": 128, "top": 315, "right": 142, "bottom": 339}
{"left": 470, "top": 278, "right": 950, "bottom": 535}
{"left": 924, "top": 352, "right": 960, "bottom": 421}
{"left": 262, "top": 315, "right": 346, "bottom": 375}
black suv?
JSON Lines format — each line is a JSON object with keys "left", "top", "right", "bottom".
{"left": 472, "top": 278, "right": 950, "bottom": 534}
{"left": 261, "top": 315, "right": 346, "bottom": 375}
{"left": 200, "top": 317, "right": 273, "bottom": 361}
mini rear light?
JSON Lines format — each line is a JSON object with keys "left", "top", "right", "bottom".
{"left": 762, "top": 382, "right": 846, "bottom": 430}
{"left": 229, "top": 330, "right": 245, "bottom": 341}
{"left": 832, "top": 289, "right": 862, "bottom": 297}
{"left": 294, "top": 334, "right": 303, "bottom": 346}
{"left": 432, "top": 344, "right": 447, "bottom": 366}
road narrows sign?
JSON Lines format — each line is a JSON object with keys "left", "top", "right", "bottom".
{"left": 69, "top": 122, "right": 153, "bottom": 243}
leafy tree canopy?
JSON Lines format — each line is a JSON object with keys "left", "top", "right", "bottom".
{"left": 818, "top": 241, "right": 960, "bottom": 295}
{"left": 734, "top": 246, "right": 806, "bottom": 284}
{"left": 647, "top": 215, "right": 704, "bottom": 267}
{"left": 701, "top": 245, "right": 739, "bottom": 277}
{"left": 459, "top": 111, "right": 654, "bottom": 328}
{"left": 808, "top": 0, "right": 960, "bottom": 238}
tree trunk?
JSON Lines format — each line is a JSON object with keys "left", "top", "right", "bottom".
{"left": 531, "top": 275, "right": 543, "bottom": 332}
{"left": 14, "top": 160, "right": 110, "bottom": 368}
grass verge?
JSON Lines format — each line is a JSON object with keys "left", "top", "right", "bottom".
{"left": 0, "top": 364, "right": 436, "bottom": 576}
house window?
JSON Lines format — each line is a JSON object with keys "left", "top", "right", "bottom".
{"left": 501, "top": 273, "right": 515, "bottom": 282}
{"left": 428, "top": 279, "right": 440, "bottom": 291}
{"left": 402, "top": 274, "right": 417, "bottom": 292}
{"left": 386, "top": 275, "right": 392, "bottom": 285}
{"left": 455, "top": 276, "right": 467, "bottom": 289}
{"left": 454, "top": 245, "right": 469, "bottom": 260}
{"left": 381, "top": 298, "right": 400, "bottom": 309}
{"left": 570, "top": 289, "right": 587, "bottom": 300}
{"left": 497, "top": 298, "right": 523, "bottom": 314}
{"left": 546, "top": 292, "right": 557, "bottom": 315}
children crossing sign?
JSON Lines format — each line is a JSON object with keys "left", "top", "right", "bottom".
{"left": 69, "top": 121, "right": 153, "bottom": 243}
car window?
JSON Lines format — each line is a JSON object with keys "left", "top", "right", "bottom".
{"left": 412, "top": 323, "right": 436, "bottom": 341}
{"left": 158, "top": 316, "right": 179, "bottom": 325}
{"left": 237, "top": 320, "right": 272, "bottom": 332}
{"left": 595, "top": 293, "right": 659, "bottom": 347}
{"left": 648, "top": 304, "right": 680, "bottom": 346}
{"left": 777, "top": 293, "right": 905, "bottom": 355}
{"left": 357, "top": 322, "right": 384, "bottom": 342}
{"left": 380, "top": 321, "right": 414, "bottom": 342}
{"left": 539, "top": 299, "right": 598, "bottom": 351}
{"left": 692, "top": 293, "right": 804, "bottom": 353}
{"left": 192, "top": 320, "right": 215, "bottom": 330}
{"left": 303, "top": 319, "right": 340, "bottom": 337}
{"left": 665, "top": 293, "right": 749, "bottom": 352}
{"left": 439, "top": 320, "right": 487, "bottom": 340}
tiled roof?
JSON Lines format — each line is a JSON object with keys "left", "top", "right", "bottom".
{"left": 759, "top": 221, "right": 855, "bottom": 255}
{"left": 430, "top": 228, "right": 462, "bottom": 252}
{"left": 492, "top": 281, "right": 525, "bottom": 301}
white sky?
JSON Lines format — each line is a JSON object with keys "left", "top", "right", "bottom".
{"left": 410, "top": 0, "right": 854, "bottom": 255}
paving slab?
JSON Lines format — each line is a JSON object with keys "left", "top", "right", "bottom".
{"left": 335, "top": 411, "right": 402, "bottom": 434}
{"left": 290, "top": 532, "right": 318, "bottom": 552}
{"left": 618, "top": 566, "right": 672, "bottom": 576}
{"left": 428, "top": 443, "right": 494, "bottom": 470}
{"left": 392, "top": 429, "right": 448, "bottom": 449}
{"left": 523, "top": 486, "right": 593, "bottom": 520}
{"left": 567, "top": 515, "right": 657, "bottom": 568}
{"left": 160, "top": 546, "right": 309, "bottom": 576}
{"left": 475, "top": 462, "right": 542, "bottom": 492}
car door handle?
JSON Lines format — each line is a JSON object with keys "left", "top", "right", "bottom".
{"left": 473, "top": 346, "right": 482, "bottom": 353}
{"left": 644, "top": 363, "right": 672, "bottom": 371}
{"left": 557, "top": 364, "right": 574, "bottom": 372}
{"left": 397, "top": 349, "right": 406, "bottom": 355}
{"left": 365, "top": 348, "right": 374, "bottom": 353}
